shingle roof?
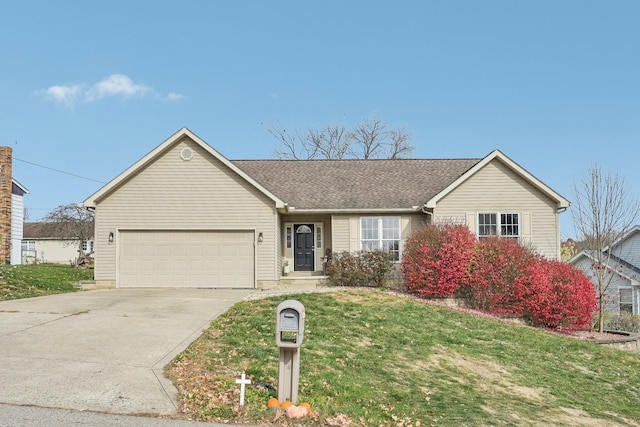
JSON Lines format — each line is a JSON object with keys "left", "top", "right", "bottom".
{"left": 23, "top": 222, "right": 94, "bottom": 239}
{"left": 232, "top": 158, "right": 481, "bottom": 210}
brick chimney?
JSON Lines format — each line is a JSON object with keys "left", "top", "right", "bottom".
{"left": 0, "top": 147, "right": 12, "bottom": 264}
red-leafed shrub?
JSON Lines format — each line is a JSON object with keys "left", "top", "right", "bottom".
{"left": 461, "top": 238, "right": 538, "bottom": 315}
{"left": 401, "top": 224, "right": 476, "bottom": 297}
{"left": 515, "top": 259, "right": 597, "bottom": 332}
{"left": 401, "top": 224, "right": 597, "bottom": 332}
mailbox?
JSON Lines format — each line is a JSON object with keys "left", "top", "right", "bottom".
{"left": 276, "top": 300, "right": 305, "bottom": 348}
{"left": 276, "top": 299, "right": 305, "bottom": 403}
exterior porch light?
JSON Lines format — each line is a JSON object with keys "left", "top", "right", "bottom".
{"left": 108, "top": 232, "right": 114, "bottom": 244}
{"left": 258, "top": 232, "right": 264, "bottom": 243}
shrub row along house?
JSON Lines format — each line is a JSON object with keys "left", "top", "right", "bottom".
{"left": 83, "top": 128, "right": 570, "bottom": 289}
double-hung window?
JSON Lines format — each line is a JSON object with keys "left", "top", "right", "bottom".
{"left": 361, "top": 217, "right": 401, "bottom": 261}
{"left": 478, "top": 213, "right": 519, "bottom": 239}
{"left": 619, "top": 288, "right": 634, "bottom": 314}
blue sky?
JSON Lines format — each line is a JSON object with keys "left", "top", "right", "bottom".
{"left": 1, "top": 1, "right": 639, "bottom": 239}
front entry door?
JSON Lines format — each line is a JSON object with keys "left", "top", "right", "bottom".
{"left": 294, "top": 224, "right": 314, "bottom": 271}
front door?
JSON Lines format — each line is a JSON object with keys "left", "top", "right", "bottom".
{"left": 294, "top": 224, "right": 314, "bottom": 271}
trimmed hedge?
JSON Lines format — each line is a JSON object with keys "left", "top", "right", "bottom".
{"left": 326, "top": 249, "right": 396, "bottom": 288}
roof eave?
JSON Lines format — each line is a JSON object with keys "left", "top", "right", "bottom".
{"left": 12, "top": 178, "right": 29, "bottom": 194}
{"left": 279, "top": 207, "right": 422, "bottom": 214}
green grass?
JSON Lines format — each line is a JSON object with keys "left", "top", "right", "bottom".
{"left": 166, "top": 290, "right": 640, "bottom": 426}
{"left": 0, "top": 264, "right": 93, "bottom": 300}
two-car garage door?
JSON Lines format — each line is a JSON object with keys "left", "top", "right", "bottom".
{"left": 118, "top": 230, "right": 255, "bottom": 288}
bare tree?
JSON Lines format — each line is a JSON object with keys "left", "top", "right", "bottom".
{"left": 269, "top": 118, "right": 414, "bottom": 160}
{"left": 44, "top": 203, "right": 95, "bottom": 266}
{"left": 351, "top": 118, "right": 386, "bottom": 159}
{"left": 572, "top": 163, "right": 640, "bottom": 332}
{"left": 269, "top": 124, "right": 318, "bottom": 160}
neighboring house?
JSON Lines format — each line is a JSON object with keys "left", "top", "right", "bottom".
{"left": 0, "top": 146, "right": 29, "bottom": 265}
{"left": 569, "top": 226, "right": 640, "bottom": 315}
{"left": 22, "top": 222, "right": 94, "bottom": 265}
{"left": 83, "top": 128, "right": 570, "bottom": 289}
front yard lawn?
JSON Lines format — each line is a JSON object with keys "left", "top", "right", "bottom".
{"left": 166, "top": 290, "right": 640, "bottom": 426}
{"left": 0, "top": 264, "right": 93, "bottom": 301}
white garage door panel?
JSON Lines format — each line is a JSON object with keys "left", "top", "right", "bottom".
{"left": 119, "top": 230, "right": 255, "bottom": 288}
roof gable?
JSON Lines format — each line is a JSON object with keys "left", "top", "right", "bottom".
{"left": 602, "top": 225, "right": 640, "bottom": 268}
{"left": 569, "top": 249, "right": 640, "bottom": 282}
{"left": 425, "top": 150, "right": 571, "bottom": 209}
{"left": 608, "top": 225, "right": 640, "bottom": 251}
{"left": 83, "top": 128, "right": 285, "bottom": 208}
{"left": 12, "top": 179, "right": 29, "bottom": 196}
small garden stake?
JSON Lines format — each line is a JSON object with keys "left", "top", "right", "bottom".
{"left": 235, "top": 372, "right": 251, "bottom": 406}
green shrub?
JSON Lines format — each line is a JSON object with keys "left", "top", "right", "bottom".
{"left": 600, "top": 312, "right": 640, "bottom": 333}
{"left": 326, "top": 250, "right": 395, "bottom": 287}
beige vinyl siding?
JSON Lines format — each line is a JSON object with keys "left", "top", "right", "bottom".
{"left": 406, "top": 213, "right": 428, "bottom": 237}
{"left": 93, "top": 136, "right": 277, "bottom": 285}
{"left": 331, "top": 215, "right": 351, "bottom": 253}
{"left": 275, "top": 214, "right": 282, "bottom": 278}
{"left": 411, "top": 213, "right": 429, "bottom": 231}
{"left": 433, "top": 159, "right": 561, "bottom": 259}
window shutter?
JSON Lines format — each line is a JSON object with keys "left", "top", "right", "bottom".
{"left": 465, "top": 212, "right": 476, "bottom": 236}
{"left": 349, "top": 217, "right": 359, "bottom": 252}
{"left": 401, "top": 216, "right": 410, "bottom": 239}
{"left": 521, "top": 212, "right": 532, "bottom": 244}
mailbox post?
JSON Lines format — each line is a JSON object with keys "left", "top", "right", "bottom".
{"left": 276, "top": 300, "right": 305, "bottom": 404}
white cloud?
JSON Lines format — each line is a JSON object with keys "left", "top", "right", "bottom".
{"left": 38, "top": 74, "right": 167, "bottom": 107}
{"left": 85, "top": 74, "right": 150, "bottom": 101}
{"left": 40, "top": 84, "right": 84, "bottom": 107}
{"left": 166, "top": 92, "right": 185, "bottom": 101}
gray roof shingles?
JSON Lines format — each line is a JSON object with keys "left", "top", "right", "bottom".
{"left": 232, "top": 158, "right": 481, "bottom": 210}
{"left": 24, "top": 222, "right": 94, "bottom": 239}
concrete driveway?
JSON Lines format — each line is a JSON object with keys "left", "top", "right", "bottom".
{"left": 0, "top": 288, "right": 253, "bottom": 415}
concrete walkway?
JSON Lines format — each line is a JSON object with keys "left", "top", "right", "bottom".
{"left": 0, "top": 288, "right": 253, "bottom": 416}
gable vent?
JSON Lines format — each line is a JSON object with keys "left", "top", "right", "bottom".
{"left": 180, "top": 148, "right": 193, "bottom": 161}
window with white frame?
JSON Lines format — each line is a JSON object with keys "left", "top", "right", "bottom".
{"left": 82, "top": 240, "right": 94, "bottom": 254}
{"left": 619, "top": 288, "right": 633, "bottom": 314}
{"left": 21, "top": 240, "right": 36, "bottom": 252}
{"left": 361, "top": 217, "right": 401, "bottom": 261}
{"left": 478, "top": 213, "right": 519, "bottom": 239}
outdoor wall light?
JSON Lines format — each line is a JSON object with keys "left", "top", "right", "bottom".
{"left": 258, "top": 232, "right": 264, "bottom": 243}
{"left": 108, "top": 232, "right": 114, "bottom": 243}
